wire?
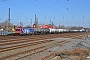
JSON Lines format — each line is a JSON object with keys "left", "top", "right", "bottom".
{"left": 28, "top": 0, "right": 54, "bottom": 18}
{"left": 50, "top": 0, "right": 78, "bottom": 20}
{"left": 68, "top": 0, "right": 90, "bottom": 15}
{"left": 56, "top": 0, "right": 80, "bottom": 19}
{"left": 2, "top": 1, "right": 52, "bottom": 17}
{"left": 36, "top": 0, "right": 64, "bottom": 15}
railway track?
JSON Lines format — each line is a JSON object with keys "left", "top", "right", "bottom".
{"left": 0, "top": 40, "right": 54, "bottom": 60}
{"left": 0, "top": 32, "right": 89, "bottom": 60}
{"left": 2, "top": 40, "right": 69, "bottom": 60}
{"left": 40, "top": 40, "right": 71, "bottom": 60}
{"left": 1, "top": 46, "right": 46, "bottom": 60}
{"left": 0, "top": 40, "right": 53, "bottom": 52}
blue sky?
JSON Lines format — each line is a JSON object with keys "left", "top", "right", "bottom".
{"left": 0, "top": 0, "right": 90, "bottom": 27}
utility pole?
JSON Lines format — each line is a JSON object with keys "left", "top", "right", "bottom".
{"left": 6, "top": 20, "right": 8, "bottom": 30}
{"left": 31, "top": 19, "right": 32, "bottom": 27}
{"left": 8, "top": 8, "right": 10, "bottom": 23}
{"left": 35, "top": 15, "right": 38, "bottom": 28}
{"left": 59, "top": 23, "right": 60, "bottom": 28}
{"left": 52, "top": 22, "right": 53, "bottom": 28}
{"left": 7, "top": 8, "right": 11, "bottom": 31}
{"left": 50, "top": 20, "right": 51, "bottom": 26}
{"left": 20, "top": 22, "right": 23, "bottom": 27}
{"left": 35, "top": 15, "right": 36, "bottom": 24}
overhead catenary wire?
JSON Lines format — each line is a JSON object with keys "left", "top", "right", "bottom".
{"left": 34, "top": 0, "right": 61, "bottom": 23}
{"left": 36, "top": 0, "right": 64, "bottom": 15}
{"left": 1, "top": 1, "right": 32, "bottom": 23}
{"left": 1, "top": 0, "right": 89, "bottom": 27}
{"left": 66, "top": 0, "right": 86, "bottom": 22}
{"left": 2, "top": 0, "right": 59, "bottom": 26}
{"left": 69, "top": 1, "right": 90, "bottom": 25}
{"left": 49, "top": 0, "right": 76, "bottom": 25}
{"left": 28, "top": 0, "right": 55, "bottom": 19}
{"left": 1, "top": 0, "right": 75, "bottom": 20}
{"left": 47, "top": 0, "right": 79, "bottom": 21}
{"left": 2, "top": 0, "right": 54, "bottom": 18}
{"left": 56, "top": 0, "right": 81, "bottom": 20}
{"left": 36, "top": 0, "right": 73, "bottom": 24}
{"left": 2, "top": 1, "right": 38, "bottom": 13}
{"left": 67, "top": 0, "right": 90, "bottom": 15}
{"left": 56, "top": 0, "right": 88, "bottom": 24}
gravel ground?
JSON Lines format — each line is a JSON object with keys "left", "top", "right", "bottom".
{"left": 50, "top": 36, "right": 90, "bottom": 60}
{"left": 0, "top": 34, "right": 90, "bottom": 60}
{"left": 19, "top": 37, "right": 89, "bottom": 60}
{"left": 12, "top": 37, "right": 90, "bottom": 60}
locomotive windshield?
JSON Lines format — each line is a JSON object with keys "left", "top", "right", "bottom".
{"left": 15, "top": 29, "right": 20, "bottom": 31}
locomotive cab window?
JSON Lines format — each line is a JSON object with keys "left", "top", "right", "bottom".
{"left": 15, "top": 29, "right": 20, "bottom": 31}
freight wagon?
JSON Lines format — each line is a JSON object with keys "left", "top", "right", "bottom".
{"left": 34, "top": 28, "right": 50, "bottom": 34}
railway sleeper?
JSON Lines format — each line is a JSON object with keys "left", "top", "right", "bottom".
{"left": 0, "top": 46, "right": 45, "bottom": 60}
{"left": 0, "top": 41, "right": 54, "bottom": 58}
{"left": 1, "top": 44, "right": 53, "bottom": 60}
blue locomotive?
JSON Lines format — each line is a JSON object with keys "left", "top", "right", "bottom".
{"left": 15, "top": 27, "right": 34, "bottom": 35}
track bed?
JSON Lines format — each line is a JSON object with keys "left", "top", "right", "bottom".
{"left": 0, "top": 32, "right": 90, "bottom": 60}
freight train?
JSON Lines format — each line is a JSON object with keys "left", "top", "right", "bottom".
{"left": 13, "top": 27, "right": 86, "bottom": 36}
{"left": 14, "top": 27, "right": 50, "bottom": 35}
